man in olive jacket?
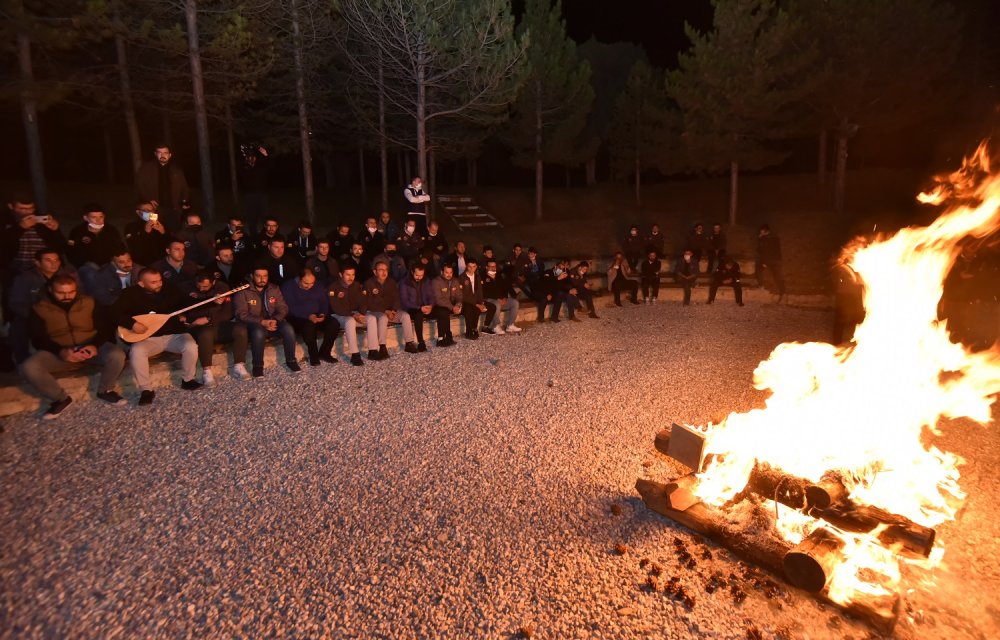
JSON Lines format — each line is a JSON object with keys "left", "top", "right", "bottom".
{"left": 231, "top": 265, "right": 299, "bottom": 378}
{"left": 22, "top": 275, "right": 127, "bottom": 419}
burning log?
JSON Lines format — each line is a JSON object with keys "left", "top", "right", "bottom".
{"left": 782, "top": 528, "right": 846, "bottom": 592}
{"left": 635, "top": 477, "right": 900, "bottom": 632}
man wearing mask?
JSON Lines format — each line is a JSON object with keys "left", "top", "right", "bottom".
{"left": 175, "top": 212, "right": 214, "bottom": 267}
{"left": 22, "top": 275, "right": 128, "bottom": 418}
{"left": 371, "top": 240, "right": 407, "bottom": 282}
{"left": 113, "top": 268, "right": 202, "bottom": 404}
{"left": 397, "top": 220, "right": 423, "bottom": 262}
{"left": 644, "top": 223, "right": 665, "bottom": 259}
{"left": 403, "top": 176, "right": 432, "bottom": 236}
{"left": 357, "top": 216, "right": 385, "bottom": 264}
{"left": 674, "top": 249, "right": 700, "bottom": 306}
{"left": 90, "top": 248, "right": 141, "bottom": 309}
{"left": 134, "top": 144, "right": 190, "bottom": 232}
{"left": 481, "top": 258, "right": 521, "bottom": 335}
{"left": 123, "top": 202, "right": 168, "bottom": 266}
{"left": 66, "top": 204, "right": 124, "bottom": 273}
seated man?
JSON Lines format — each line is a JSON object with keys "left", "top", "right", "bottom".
{"left": 231, "top": 266, "right": 300, "bottom": 378}
{"left": 66, "top": 203, "right": 125, "bottom": 290}
{"left": 551, "top": 260, "right": 582, "bottom": 322}
{"left": 398, "top": 264, "right": 436, "bottom": 353}
{"left": 607, "top": 252, "right": 639, "bottom": 306}
{"left": 327, "top": 264, "right": 367, "bottom": 366}
{"left": 90, "top": 248, "right": 141, "bottom": 309}
{"left": 457, "top": 258, "right": 491, "bottom": 339}
{"left": 113, "top": 268, "right": 202, "bottom": 404}
{"left": 210, "top": 243, "right": 241, "bottom": 286}
{"left": 258, "top": 236, "right": 299, "bottom": 286}
{"left": 22, "top": 275, "right": 128, "bottom": 419}
{"left": 370, "top": 240, "right": 407, "bottom": 282}
{"left": 430, "top": 264, "right": 463, "bottom": 347}
{"left": 123, "top": 202, "right": 168, "bottom": 267}
{"left": 281, "top": 268, "right": 340, "bottom": 365}
{"left": 532, "top": 263, "right": 568, "bottom": 322}
{"left": 707, "top": 256, "right": 744, "bottom": 306}
{"left": 289, "top": 220, "right": 317, "bottom": 262}
{"left": 342, "top": 242, "right": 369, "bottom": 281}
{"left": 674, "top": 249, "right": 699, "bottom": 306}
{"left": 179, "top": 270, "right": 234, "bottom": 386}
{"left": 174, "top": 212, "right": 215, "bottom": 267}
{"left": 304, "top": 239, "right": 339, "bottom": 287}
{"left": 151, "top": 239, "right": 198, "bottom": 291}
{"left": 569, "top": 261, "right": 599, "bottom": 319}
{"left": 482, "top": 258, "right": 521, "bottom": 334}
{"left": 362, "top": 260, "right": 401, "bottom": 360}
{"left": 8, "top": 248, "right": 78, "bottom": 364}
{"left": 252, "top": 217, "right": 283, "bottom": 255}
{"left": 639, "top": 250, "right": 662, "bottom": 304}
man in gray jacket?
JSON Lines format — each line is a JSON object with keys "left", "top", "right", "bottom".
{"left": 430, "top": 263, "right": 463, "bottom": 347}
{"left": 231, "top": 266, "right": 299, "bottom": 378}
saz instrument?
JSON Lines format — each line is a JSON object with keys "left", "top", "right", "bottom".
{"left": 118, "top": 283, "right": 250, "bottom": 343}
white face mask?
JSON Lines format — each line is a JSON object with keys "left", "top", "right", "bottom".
{"left": 88, "top": 222, "right": 105, "bottom": 230}
{"left": 630, "top": 230, "right": 638, "bottom": 236}
{"left": 140, "top": 211, "right": 151, "bottom": 222}
{"left": 553, "top": 268, "right": 563, "bottom": 276}
{"left": 367, "top": 226, "right": 376, "bottom": 233}
{"left": 487, "top": 270, "right": 496, "bottom": 277}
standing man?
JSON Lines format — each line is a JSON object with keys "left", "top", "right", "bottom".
{"left": 113, "top": 268, "right": 202, "bottom": 404}
{"left": 685, "top": 223, "right": 711, "bottom": 270}
{"left": 756, "top": 224, "right": 786, "bottom": 303}
{"left": 327, "top": 265, "right": 367, "bottom": 366}
{"left": 644, "top": 224, "right": 665, "bottom": 260}
{"left": 707, "top": 222, "right": 727, "bottom": 274}
{"left": 404, "top": 176, "right": 432, "bottom": 236}
{"left": 674, "top": 249, "right": 699, "bottom": 306}
{"left": 22, "top": 275, "right": 128, "bottom": 418}
{"left": 624, "top": 225, "right": 643, "bottom": 269}
{"left": 231, "top": 266, "right": 300, "bottom": 378}
{"left": 422, "top": 220, "right": 448, "bottom": 276}
{"left": 362, "top": 260, "right": 401, "bottom": 360}
{"left": 134, "top": 144, "right": 190, "bottom": 232}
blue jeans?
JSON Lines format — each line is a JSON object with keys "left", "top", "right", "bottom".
{"left": 236, "top": 320, "right": 297, "bottom": 367}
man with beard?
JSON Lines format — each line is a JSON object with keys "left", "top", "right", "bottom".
{"left": 457, "top": 258, "right": 491, "bottom": 339}
{"left": 327, "top": 265, "right": 367, "bottom": 366}
{"left": 328, "top": 223, "right": 354, "bottom": 263}
{"left": 342, "top": 242, "right": 370, "bottom": 281}
{"left": 282, "top": 268, "right": 340, "bottom": 366}
{"left": 8, "top": 248, "right": 78, "bottom": 363}
{"left": 231, "top": 266, "right": 299, "bottom": 378}
{"left": 257, "top": 237, "right": 300, "bottom": 286}
{"left": 421, "top": 220, "right": 448, "bottom": 276}
{"left": 371, "top": 240, "right": 407, "bottom": 282}
{"left": 252, "top": 217, "right": 283, "bottom": 256}
{"left": 179, "top": 270, "right": 234, "bottom": 387}
{"left": 22, "top": 275, "right": 128, "bottom": 418}
{"left": 289, "top": 220, "right": 316, "bottom": 262}
{"left": 357, "top": 216, "right": 385, "bottom": 265}
{"left": 377, "top": 210, "right": 400, "bottom": 246}
{"left": 430, "top": 263, "right": 463, "bottom": 347}
{"left": 66, "top": 204, "right": 125, "bottom": 275}
{"left": 113, "top": 268, "right": 202, "bottom": 404}
{"left": 362, "top": 261, "right": 401, "bottom": 360}
{"left": 569, "top": 261, "right": 599, "bottom": 319}
{"left": 90, "top": 248, "right": 142, "bottom": 309}
{"left": 134, "top": 144, "right": 190, "bottom": 232}
{"left": 210, "top": 243, "right": 242, "bottom": 286}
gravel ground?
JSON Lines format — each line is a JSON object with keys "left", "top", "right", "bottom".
{"left": 1, "top": 300, "right": 997, "bottom": 639}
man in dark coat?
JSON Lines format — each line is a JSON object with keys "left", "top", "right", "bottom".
{"left": 134, "top": 144, "right": 190, "bottom": 232}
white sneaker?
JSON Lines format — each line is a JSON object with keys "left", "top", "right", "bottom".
{"left": 651, "top": 298, "right": 657, "bottom": 304}
{"left": 203, "top": 369, "right": 216, "bottom": 387}
{"left": 506, "top": 324, "right": 522, "bottom": 333}
{"left": 232, "top": 363, "right": 251, "bottom": 381}
{"left": 493, "top": 325, "right": 506, "bottom": 335}
{"left": 644, "top": 298, "right": 650, "bottom": 304}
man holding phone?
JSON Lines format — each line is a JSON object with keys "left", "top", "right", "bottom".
{"left": 123, "top": 202, "right": 168, "bottom": 266}
{"left": 281, "top": 269, "right": 339, "bottom": 366}
{"left": 134, "top": 143, "right": 190, "bottom": 232}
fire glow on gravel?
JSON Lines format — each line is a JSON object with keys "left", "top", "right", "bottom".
{"left": 690, "top": 143, "right": 1000, "bottom": 604}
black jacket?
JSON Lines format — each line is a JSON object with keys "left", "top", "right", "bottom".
{"left": 124, "top": 219, "right": 168, "bottom": 267}
{"left": 327, "top": 279, "right": 367, "bottom": 316}
{"left": 66, "top": 223, "right": 125, "bottom": 267}
{"left": 112, "top": 285, "right": 186, "bottom": 336}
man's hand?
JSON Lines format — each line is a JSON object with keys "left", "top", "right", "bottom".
{"left": 190, "top": 317, "right": 209, "bottom": 327}
{"left": 232, "top": 229, "right": 244, "bottom": 241}
{"left": 352, "top": 312, "right": 366, "bottom": 324}
{"left": 309, "top": 313, "right": 324, "bottom": 324}
{"left": 42, "top": 216, "right": 59, "bottom": 231}
{"left": 569, "top": 288, "right": 578, "bottom": 295}
{"left": 17, "top": 216, "right": 36, "bottom": 229}
{"left": 476, "top": 303, "right": 487, "bottom": 312}
{"left": 546, "top": 294, "right": 552, "bottom": 301}
{"left": 452, "top": 304, "right": 461, "bottom": 314}
{"left": 420, "top": 304, "right": 433, "bottom": 315}
{"left": 258, "top": 146, "right": 268, "bottom": 157}
{"left": 145, "top": 220, "right": 165, "bottom": 234}
{"left": 132, "top": 321, "right": 149, "bottom": 334}
{"left": 386, "top": 310, "right": 398, "bottom": 322}
{"left": 262, "top": 319, "right": 277, "bottom": 331}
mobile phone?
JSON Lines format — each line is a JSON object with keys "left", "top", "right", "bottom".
{"left": 149, "top": 213, "right": 159, "bottom": 223}
{"left": 33, "top": 215, "right": 50, "bottom": 223}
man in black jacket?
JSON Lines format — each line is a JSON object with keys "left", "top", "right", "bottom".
{"left": 179, "top": 271, "right": 234, "bottom": 387}
{"left": 458, "top": 259, "right": 491, "bottom": 339}
{"left": 113, "top": 268, "right": 202, "bottom": 404}
{"left": 327, "top": 265, "right": 367, "bottom": 366}
{"left": 674, "top": 249, "right": 699, "bottom": 306}
{"left": 707, "top": 257, "right": 743, "bottom": 306}
{"left": 123, "top": 202, "right": 168, "bottom": 267}
{"left": 481, "top": 259, "right": 521, "bottom": 334}
{"left": 134, "top": 144, "right": 190, "bottom": 232}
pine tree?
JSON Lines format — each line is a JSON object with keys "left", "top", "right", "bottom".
{"left": 669, "top": 0, "right": 816, "bottom": 224}
{"left": 503, "top": 0, "right": 593, "bottom": 221}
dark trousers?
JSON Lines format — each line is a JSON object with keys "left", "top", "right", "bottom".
{"left": 757, "top": 260, "right": 786, "bottom": 296}
{"left": 459, "top": 303, "right": 482, "bottom": 334}
{"left": 551, "top": 292, "right": 579, "bottom": 319}
{"left": 577, "top": 289, "right": 596, "bottom": 314}
{"left": 641, "top": 276, "right": 660, "bottom": 300}
{"left": 288, "top": 315, "right": 340, "bottom": 362}
{"left": 232, "top": 320, "right": 297, "bottom": 367}
{"left": 612, "top": 277, "right": 638, "bottom": 304}
{"left": 243, "top": 192, "right": 268, "bottom": 235}
{"left": 431, "top": 305, "right": 454, "bottom": 338}
{"left": 404, "top": 308, "right": 430, "bottom": 343}
{"left": 708, "top": 279, "right": 743, "bottom": 305}
{"left": 480, "top": 301, "right": 500, "bottom": 327}
{"left": 190, "top": 322, "right": 235, "bottom": 368}
{"left": 676, "top": 277, "right": 697, "bottom": 304}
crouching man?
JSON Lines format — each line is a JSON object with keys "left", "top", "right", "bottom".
{"left": 21, "top": 275, "right": 128, "bottom": 419}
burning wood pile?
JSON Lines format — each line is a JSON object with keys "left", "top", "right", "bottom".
{"left": 637, "top": 144, "right": 1000, "bottom": 633}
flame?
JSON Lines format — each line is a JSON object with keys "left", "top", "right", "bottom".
{"left": 690, "top": 142, "right": 1000, "bottom": 604}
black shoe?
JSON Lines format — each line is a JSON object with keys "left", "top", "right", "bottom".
{"left": 465, "top": 331, "right": 479, "bottom": 340}
{"left": 96, "top": 390, "right": 127, "bottom": 406}
{"left": 706, "top": 300, "right": 714, "bottom": 305}
{"left": 537, "top": 317, "right": 546, "bottom": 323}
{"left": 417, "top": 342, "right": 427, "bottom": 352}
{"left": 437, "top": 336, "right": 455, "bottom": 347}
{"left": 42, "top": 396, "right": 72, "bottom": 420}
{"left": 367, "top": 349, "right": 380, "bottom": 360}
{"left": 569, "top": 315, "right": 582, "bottom": 322}
{"left": 287, "top": 361, "right": 302, "bottom": 373}
{"left": 319, "top": 353, "right": 337, "bottom": 364}
{"left": 309, "top": 357, "right": 321, "bottom": 366}
{"left": 614, "top": 301, "right": 623, "bottom": 307}
{"left": 404, "top": 342, "right": 418, "bottom": 354}
{"left": 588, "top": 312, "right": 599, "bottom": 319}
{"left": 252, "top": 366, "right": 264, "bottom": 378}
{"left": 631, "top": 300, "right": 642, "bottom": 305}
{"left": 350, "top": 353, "right": 364, "bottom": 366}
{"left": 181, "top": 379, "right": 203, "bottom": 391}
{"left": 550, "top": 317, "right": 560, "bottom": 323}
{"left": 138, "top": 390, "right": 155, "bottom": 406}
{"left": 378, "top": 345, "right": 390, "bottom": 360}
{"left": 481, "top": 327, "right": 496, "bottom": 335}
{"left": 737, "top": 302, "right": 745, "bottom": 307}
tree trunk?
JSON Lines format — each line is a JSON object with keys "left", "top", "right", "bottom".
{"left": 185, "top": 0, "right": 215, "bottom": 220}
{"left": 103, "top": 126, "right": 116, "bottom": 184}
{"left": 114, "top": 24, "right": 142, "bottom": 172}
{"left": 322, "top": 153, "right": 335, "bottom": 188}
{"left": 225, "top": 102, "right": 239, "bottom": 207}
{"left": 378, "top": 62, "right": 388, "bottom": 211}
{"left": 729, "top": 159, "right": 739, "bottom": 225}
{"left": 396, "top": 150, "right": 404, "bottom": 187}
{"left": 416, "top": 56, "right": 428, "bottom": 181}
{"left": 586, "top": 157, "right": 596, "bottom": 187}
{"left": 16, "top": 27, "right": 48, "bottom": 211}
{"left": 534, "top": 80, "right": 544, "bottom": 222}
{"left": 289, "top": 0, "right": 315, "bottom": 223}
{"left": 834, "top": 120, "right": 849, "bottom": 214}
{"left": 428, "top": 147, "right": 437, "bottom": 221}
{"left": 817, "top": 129, "right": 827, "bottom": 186}
{"left": 358, "top": 145, "right": 367, "bottom": 204}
